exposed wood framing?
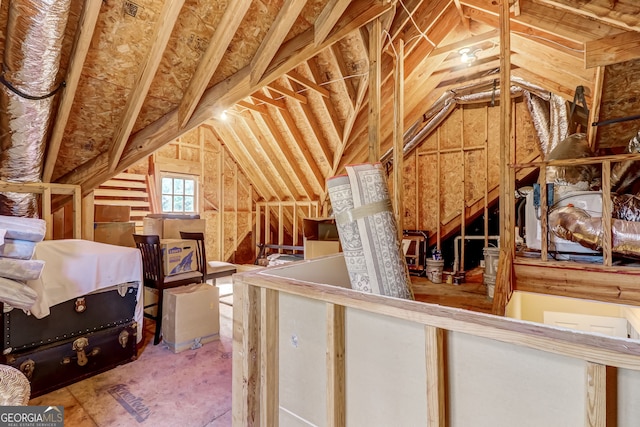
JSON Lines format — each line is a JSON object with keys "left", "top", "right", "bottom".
{"left": 315, "top": 0, "right": 353, "bottom": 46}
{"left": 425, "top": 326, "right": 446, "bottom": 427}
{"left": 368, "top": 18, "right": 382, "bottom": 162}
{"left": 585, "top": 31, "right": 640, "bottom": 68}
{"left": 107, "top": 0, "right": 184, "bottom": 172}
{"left": 177, "top": 0, "right": 252, "bottom": 128}
{"left": 42, "top": 0, "right": 101, "bottom": 183}
{"left": 326, "top": 304, "right": 346, "bottom": 426}
{"left": 260, "top": 288, "right": 279, "bottom": 427}
{"left": 393, "top": 39, "right": 404, "bottom": 239}
{"left": 250, "top": 0, "right": 310, "bottom": 85}
{"left": 587, "top": 66, "right": 605, "bottom": 150}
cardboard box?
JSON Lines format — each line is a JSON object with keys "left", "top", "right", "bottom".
{"left": 94, "top": 205, "right": 131, "bottom": 222}
{"left": 143, "top": 217, "right": 206, "bottom": 239}
{"left": 161, "top": 283, "right": 220, "bottom": 353}
{"left": 160, "top": 239, "right": 196, "bottom": 276}
{"left": 94, "top": 222, "right": 135, "bottom": 247}
{"left": 303, "top": 218, "right": 341, "bottom": 259}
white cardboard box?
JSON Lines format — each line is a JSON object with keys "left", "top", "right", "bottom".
{"left": 160, "top": 239, "right": 196, "bottom": 276}
{"left": 161, "top": 283, "right": 220, "bottom": 353}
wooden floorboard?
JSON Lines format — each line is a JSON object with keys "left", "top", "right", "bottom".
{"left": 411, "top": 268, "right": 493, "bottom": 314}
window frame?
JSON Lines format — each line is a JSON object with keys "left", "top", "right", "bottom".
{"left": 159, "top": 172, "right": 199, "bottom": 214}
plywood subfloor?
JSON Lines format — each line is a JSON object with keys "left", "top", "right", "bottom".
{"left": 28, "top": 282, "right": 235, "bottom": 427}
{"left": 411, "top": 267, "right": 494, "bottom": 314}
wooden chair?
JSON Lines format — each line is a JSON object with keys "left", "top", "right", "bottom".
{"left": 179, "top": 231, "right": 236, "bottom": 286}
{"left": 133, "top": 234, "right": 203, "bottom": 345}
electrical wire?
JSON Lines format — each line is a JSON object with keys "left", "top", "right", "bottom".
{"left": 398, "top": 0, "right": 435, "bottom": 47}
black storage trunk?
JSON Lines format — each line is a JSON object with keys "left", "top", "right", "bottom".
{"left": 4, "top": 321, "right": 138, "bottom": 398}
{"left": 3, "top": 282, "right": 138, "bottom": 354}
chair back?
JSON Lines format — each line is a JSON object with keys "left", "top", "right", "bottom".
{"left": 133, "top": 234, "right": 164, "bottom": 288}
{"left": 179, "top": 231, "right": 206, "bottom": 279}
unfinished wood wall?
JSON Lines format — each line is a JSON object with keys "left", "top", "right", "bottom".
{"left": 129, "top": 125, "right": 255, "bottom": 263}
{"left": 395, "top": 99, "right": 540, "bottom": 246}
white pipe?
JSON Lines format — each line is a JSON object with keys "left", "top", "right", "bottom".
{"left": 453, "top": 235, "right": 500, "bottom": 273}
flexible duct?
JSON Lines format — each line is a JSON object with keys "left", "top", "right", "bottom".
{"left": 0, "top": 0, "right": 71, "bottom": 217}
{"left": 549, "top": 206, "right": 640, "bottom": 258}
{"left": 381, "top": 77, "right": 567, "bottom": 166}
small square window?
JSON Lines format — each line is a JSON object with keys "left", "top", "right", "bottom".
{"left": 160, "top": 174, "right": 197, "bottom": 213}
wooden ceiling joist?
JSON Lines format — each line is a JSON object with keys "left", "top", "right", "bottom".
{"left": 42, "top": 0, "right": 101, "bottom": 183}
{"left": 251, "top": 91, "right": 287, "bottom": 110}
{"left": 177, "top": 0, "right": 252, "bottom": 129}
{"left": 250, "top": 0, "right": 310, "bottom": 85}
{"left": 237, "top": 100, "right": 269, "bottom": 115}
{"left": 330, "top": 44, "right": 358, "bottom": 110}
{"left": 267, "top": 83, "right": 308, "bottom": 104}
{"left": 286, "top": 70, "right": 331, "bottom": 97}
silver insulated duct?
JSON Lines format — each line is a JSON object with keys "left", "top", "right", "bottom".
{"left": 0, "top": 0, "right": 71, "bottom": 217}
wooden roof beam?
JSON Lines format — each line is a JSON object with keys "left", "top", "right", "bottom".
{"left": 534, "top": 0, "right": 640, "bottom": 32}
{"left": 237, "top": 100, "right": 269, "bottom": 115}
{"left": 177, "top": 0, "right": 251, "bottom": 129}
{"left": 250, "top": 0, "right": 309, "bottom": 85}
{"left": 453, "top": 0, "right": 471, "bottom": 31}
{"left": 306, "top": 60, "right": 345, "bottom": 142}
{"left": 330, "top": 44, "right": 358, "bottom": 110}
{"left": 276, "top": 109, "right": 326, "bottom": 194}
{"left": 251, "top": 91, "right": 287, "bottom": 110}
{"left": 315, "top": 0, "right": 354, "bottom": 46}
{"left": 234, "top": 114, "right": 299, "bottom": 200}
{"left": 260, "top": 114, "right": 318, "bottom": 199}
{"left": 272, "top": 83, "right": 333, "bottom": 170}
{"left": 42, "top": 0, "right": 101, "bottom": 183}
{"left": 107, "top": 0, "right": 184, "bottom": 172}
{"left": 267, "top": 83, "right": 307, "bottom": 104}
{"left": 286, "top": 70, "right": 331, "bottom": 97}
{"left": 585, "top": 31, "right": 640, "bottom": 68}
{"left": 57, "top": 0, "right": 394, "bottom": 193}
{"left": 214, "top": 121, "right": 280, "bottom": 201}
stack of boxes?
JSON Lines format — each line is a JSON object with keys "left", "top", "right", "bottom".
{"left": 93, "top": 205, "right": 135, "bottom": 247}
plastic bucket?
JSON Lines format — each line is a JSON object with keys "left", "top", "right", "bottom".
{"left": 426, "top": 259, "right": 445, "bottom": 284}
{"left": 485, "top": 274, "right": 496, "bottom": 300}
{"left": 483, "top": 247, "right": 500, "bottom": 279}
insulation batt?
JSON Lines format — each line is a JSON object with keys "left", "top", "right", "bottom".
{"left": 549, "top": 206, "right": 640, "bottom": 257}
{"left": 612, "top": 193, "right": 640, "bottom": 222}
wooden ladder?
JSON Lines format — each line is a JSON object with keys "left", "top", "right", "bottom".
{"left": 94, "top": 173, "right": 153, "bottom": 233}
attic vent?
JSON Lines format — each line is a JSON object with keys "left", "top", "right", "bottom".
{"left": 123, "top": 1, "right": 139, "bottom": 17}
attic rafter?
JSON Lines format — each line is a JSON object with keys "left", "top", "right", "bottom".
{"left": 177, "top": 0, "right": 251, "bottom": 129}
{"left": 259, "top": 113, "right": 317, "bottom": 199}
{"left": 250, "top": 0, "right": 309, "bottom": 85}
{"left": 272, "top": 82, "right": 333, "bottom": 171}
{"left": 453, "top": 0, "right": 471, "bottom": 30}
{"left": 240, "top": 110, "right": 303, "bottom": 200}
{"left": 107, "top": 0, "right": 185, "bottom": 173}
{"left": 315, "top": 0, "right": 354, "bottom": 46}
{"left": 237, "top": 100, "right": 269, "bottom": 115}
{"left": 286, "top": 70, "right": 330, "bottom": 97}
{"left": 275, "top": 108, "right": 326, "bottom": 194}
{"left": 330, "top": 44, "right": 358, "bottom": 110}
{"left": 267, "top": 83, "right": 307, "bottom": 104}
{"left": 534, "top": 0, "right": 640, "bottom": 32}
{"left": 214, "top": 120, "right": 280, "bottom": 201}
{"left": 42, "top": 0, "right": 101, "bottom": 183}
{"left": 251, "top": 91, "right": 287, "bottom": 110}
{"left": 232, "top": 115, "right": 296, "bottom": 200}
{"left": 429, "top": 28, "right": 499, "bottom": 56}
{"left": 306, "top": 60, "right": 344, "bottom": 142}
{"left": 58, "top": 0, "right": 393, "bottom": 194}
{"left": 585, "top": 31, "right": 640, "bottom": 68}
{"left": 385, "top": 0, "right": 426, "bottom": 48}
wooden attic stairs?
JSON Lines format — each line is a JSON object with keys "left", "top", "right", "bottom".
{"left": 94, "top": 173, "right": 156, "bottom": 233}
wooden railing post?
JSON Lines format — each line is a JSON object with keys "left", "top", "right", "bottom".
{"left": 326, "top": 304, "right": 346, "bottom": 426}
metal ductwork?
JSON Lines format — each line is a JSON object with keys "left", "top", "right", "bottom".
{"left": 0, "top": 0, "right": 71, "bottom": 217}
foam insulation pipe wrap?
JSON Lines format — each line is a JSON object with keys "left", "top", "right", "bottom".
{"left": 549, "top": 206, "right": 640, "bottom": 258}
{"left": 380, "top": 77, "right": 567, "bottom": 166}
{"left": 0, "top": 0, "right": 71, "bottom": 217}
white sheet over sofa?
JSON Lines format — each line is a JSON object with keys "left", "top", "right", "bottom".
{"left": 26, "top": 239, "right": 144, "bottom": 340}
